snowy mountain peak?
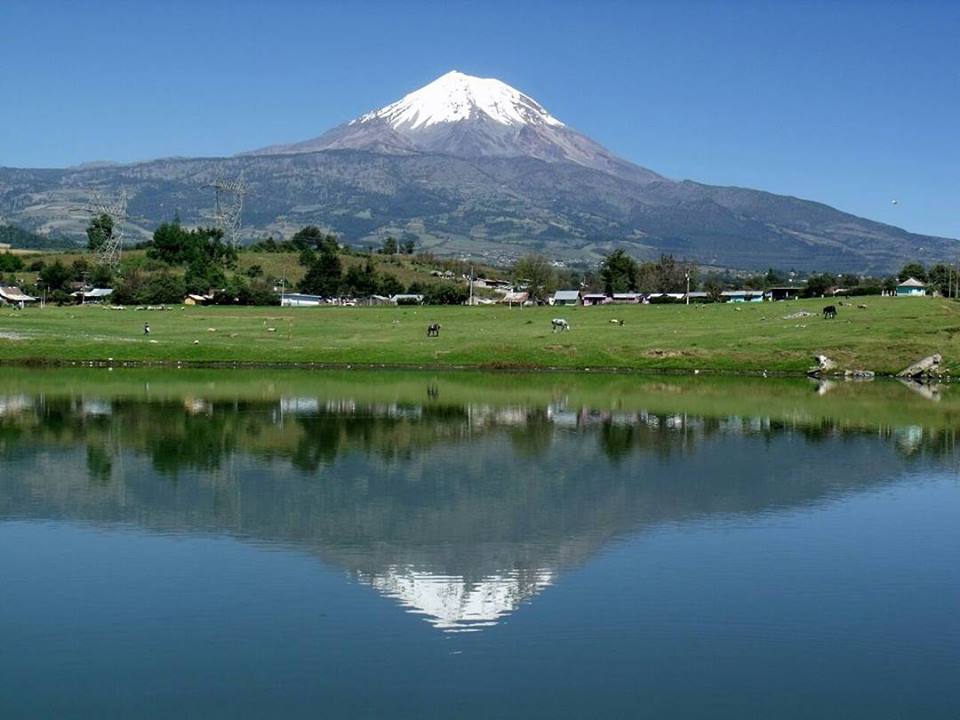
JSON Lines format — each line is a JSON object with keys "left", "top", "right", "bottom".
{"left": 248, "top": 70, "right": 663, "bottom": 185}
{"left": 352, "top": 70, "right": 565, "bottom": 130}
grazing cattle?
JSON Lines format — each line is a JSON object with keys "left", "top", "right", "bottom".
{"left": 552, "top": 318, "right": 570, "bottom": 332}
{"left": 427, "top": 323, "right": 441, "bottom": 337}
{"left": 822, "top": 305, "right": 837, "bottom": 319}
{"left": 609, "top": 319, "right": 624, "bottom": 326}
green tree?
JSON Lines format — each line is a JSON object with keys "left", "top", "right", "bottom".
{"left": 86, "top": 213, "right": 114, "bottom": 252}
{"left": 703, "top": 277, "right": 724, "bottom": 302}
{"left": 423, "top": 282, "right": 469, "bottom": 305}
{"left": 71, "top": 257, "right": 91, "bottom": 282}
{"left": 512, "top": 254, "right": 556, "bottom": 303}
{"left": 898, "top": 262, "right": 927, "bottom": 282}
{"left": 341, "top": 257, "right": 379, "bottom": 297}
{"left": 400, "top": 239, "right": 416, "bottom": 255}
{"left": 139, "top": 272, "right": 185, "bottom": 304}
{"left": 299, "top": 248, "right": 343, "bottom": 296}
{"left": 38, "top": 260, "right": 71, "bottom": 291}
{"left": 148, "top": 221, "right": 235, "bottom": 268}
{"left": 0, "top": 252, "right": 24, "bottom": 272}
{"left": 291, "top": 226, "right": 338, "bottom": 254}
{"left": 600, "top": 249, "right": 639, "bottom": 294}
{"left": 764, "top": 268, "right": 787, "bottom": 287}
{"left": 927, "top": 263, "right": 951, "bottom": 296}
{"left": 381, "top": 237, "right": 398, "bottom": 255}
{"left": 90, "top": 264, "right": 114, "bottom": 288}
{"left": 184, "top": 258, "right": 226, "bottom": 295}
{"left": 378, "top": 273, "right": 404, "bottom": 297}
{"left": 804, "top": 273, "right": 835, "bottom": 297}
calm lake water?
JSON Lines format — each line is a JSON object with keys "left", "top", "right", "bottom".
{"left": 1, "top": 370, "right": 958, "bottom": 718}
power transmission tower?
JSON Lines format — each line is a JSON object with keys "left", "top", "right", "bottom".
{"left": 211, "top": 172, "right": 247, "bottom": 248}
{"left": 88, "top": 190, "right": 127, "bottom": 268}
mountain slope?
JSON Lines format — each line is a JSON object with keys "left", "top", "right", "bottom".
{"left": 0, "top": 70, "right": 954, "bottom": 272}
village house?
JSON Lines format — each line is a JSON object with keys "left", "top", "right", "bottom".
{"left": 71, "top": 288, "right": 114, "bottom": 304}
{"left": 896, "top": 277, "right": 928, "bottom": 297}
{"left": 280, "top": 292, "right": 323, "bottom": 307}
{"left": 611, "top": 293, "right": 642, "bottom": 304}
{"left": 184, "top": 293, "right": 214, "bottom": 306}
{"left": 0, "top": 286, "right": 36, "bottom": 308}
{"left": 581, "top": 293, "right": 609, "bottom": 306}
{"left": 765, "top": 286, "right": 802, "bottom": 301}
{"left": 499, "top": 291, "right": 529, "bottom": 306}
{"left": 552, "top": 289, "right": 581, "bottom": 306}
{"left": 390, "top": 294, "right": 424, "bottom": 305}
{"left": 721, "top": 290, "right": 764, "bottom": 303}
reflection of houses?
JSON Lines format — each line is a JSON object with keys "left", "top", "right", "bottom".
{"left": 896, "top": 277, "right": 927, "bottom": 297}
{"left": 0, "top": 395, "right": 31, "bottom": 416}
{"left": 280, "top": 397, "right": 320, "bottom": 415}
{"left": 80, "top": 399, "right": 112, "bottom": 416}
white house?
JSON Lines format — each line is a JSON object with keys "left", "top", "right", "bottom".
{"left": 552, "top": 290, "right": 581, "bottom": 306}
{"left": 896, "top": 277, "right": 928, "bottom": 297}
{"left": 0, "top": 286, "right": 36, "bottom": 308}
{"left": 280, "top": 293, "right": 323, "bottom": 307}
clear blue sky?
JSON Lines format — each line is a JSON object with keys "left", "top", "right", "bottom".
{"left": 2, "top": 0, "right": 957, "bottom": 238}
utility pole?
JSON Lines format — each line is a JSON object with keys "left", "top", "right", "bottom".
{"left": 685, "top": 271, "right": 690, "bottom": 305}
{"left": 469, "top": 264, "right": 474, "bottom": 306}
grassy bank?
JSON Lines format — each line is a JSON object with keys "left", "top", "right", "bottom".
{"left": 1, "top": 296, "right": 958, "bottom": 375}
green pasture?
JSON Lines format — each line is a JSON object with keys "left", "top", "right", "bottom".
{"left": 0, "top": 296, "right": 957, "bottom": 375}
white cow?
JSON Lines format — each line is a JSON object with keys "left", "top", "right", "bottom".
{"left": 551, "top": 318, "right": 570, "bottom": 332}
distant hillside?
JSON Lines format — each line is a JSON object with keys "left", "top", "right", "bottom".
{"left": 0, "top": 70, "right": 955, "bottom": 273}
{"left": 0, "top": 223, "right": 77, "bottom": 250}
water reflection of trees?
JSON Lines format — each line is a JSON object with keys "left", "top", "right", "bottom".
{"left": 1, "top": 395, "right": 958, "bottom": 481}
{"left": 4, "top": 392, "right": 957, "bottom": 632}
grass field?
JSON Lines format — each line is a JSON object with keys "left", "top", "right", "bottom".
{"left": 1, "top": 296, "right": 958, "bottom": 375}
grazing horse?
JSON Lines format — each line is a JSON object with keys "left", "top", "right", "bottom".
{"left": 427, "top": 323, "right": 441, "bottom": 337}
{"left": 552, "top": 318, "right": 570, "bottom": 332}
{"left": 822, "top": 305, "right": 837, "bottom": 319}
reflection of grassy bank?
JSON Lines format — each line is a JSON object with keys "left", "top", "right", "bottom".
{"left": 1, "top": 366, "right": 959, "bottom": 431}
{"left": 1, "top": 297, "right": 959, "bottom": 374}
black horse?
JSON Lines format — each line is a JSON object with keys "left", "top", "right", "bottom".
{"left": 427, "top": 323, "right": 441, "bottom": 337}
{"left": 822, "top": 305, "right": 837, "bottom": 319}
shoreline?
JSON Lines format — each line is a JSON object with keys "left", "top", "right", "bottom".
{"left": 0, "top": 356, "right": 946, "bottom": 381}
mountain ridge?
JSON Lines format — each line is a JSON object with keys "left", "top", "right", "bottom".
{"left": 0, "top": 70, "right": 954, "bottom": 272}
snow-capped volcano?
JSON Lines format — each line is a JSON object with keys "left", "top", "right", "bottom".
{"left": 352, "top": 70, "right": 565, "bottom": 130}
{"left": 250, "top": 70, "right": 663, "bottom": 183}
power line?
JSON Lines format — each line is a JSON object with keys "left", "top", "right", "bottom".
{"left": 210, "top": 171, "right": 248, "bottom": 248}
{"left": 88, "top": 190, "right": 127, "bottom": 268}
